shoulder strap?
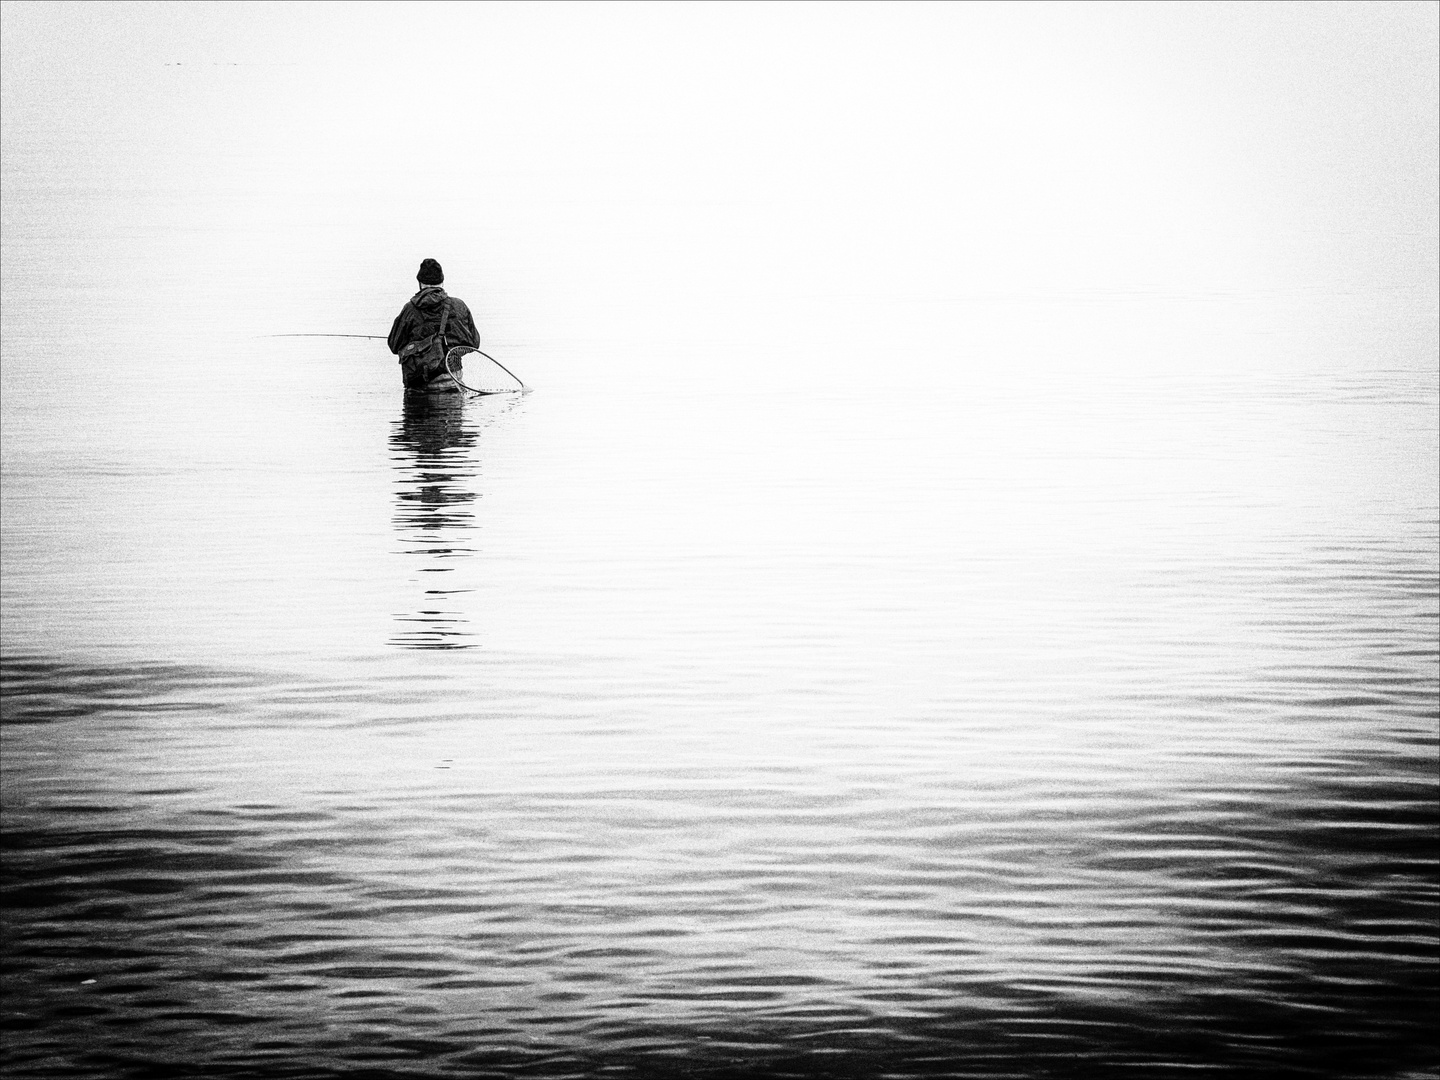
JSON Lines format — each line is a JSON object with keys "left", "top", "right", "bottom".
{"left": 437, "top": 296, "right": 451, "bottom": 342}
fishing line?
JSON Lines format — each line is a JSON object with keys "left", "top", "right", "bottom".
{"left": 268, "top": 335, "right": 530, "bottom": 393}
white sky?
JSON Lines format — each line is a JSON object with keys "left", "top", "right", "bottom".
{"left": 3, "top": 2, "right": 1437, "bottom": 310}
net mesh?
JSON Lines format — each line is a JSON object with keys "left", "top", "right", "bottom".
{"left": 445, "top": 347, "right": 526, "bottom": 394}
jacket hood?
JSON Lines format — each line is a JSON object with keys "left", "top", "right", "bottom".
{"left": 412, "top": 286, "right": 448, "bottom": 312}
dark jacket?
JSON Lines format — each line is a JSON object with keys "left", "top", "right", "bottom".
{"left": 388, "top": 287, "right": 480, "bottom": 356}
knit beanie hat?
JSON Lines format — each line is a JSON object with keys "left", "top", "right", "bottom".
{"left": 417, "top": 259, "right": 444, "bottom": 286}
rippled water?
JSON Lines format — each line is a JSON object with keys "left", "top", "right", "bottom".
{"left": 4, "top": 349, "right": 1436, "bottom": 1078}
{"left": 3, "top": 5, "right": 1438, "bottom": 1078}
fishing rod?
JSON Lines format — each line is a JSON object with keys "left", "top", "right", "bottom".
{"left": 269, "top": 333, "right": 531, "bottom": 394}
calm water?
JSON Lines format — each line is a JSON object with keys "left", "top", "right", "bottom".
{"left": 3, "top": 5, "right": 1438, "bottom": 1078}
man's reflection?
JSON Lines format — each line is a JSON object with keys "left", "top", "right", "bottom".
{"left": 388, "top": 394, "right": 481, "bottom": 649}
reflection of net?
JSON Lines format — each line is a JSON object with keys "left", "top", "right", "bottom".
{"left": 445, "top": 347, "right": 525, "bottom": 394}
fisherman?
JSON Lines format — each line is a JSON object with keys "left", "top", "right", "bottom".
{"left": 388, "top": 259, "right": 481, "bottom": 389}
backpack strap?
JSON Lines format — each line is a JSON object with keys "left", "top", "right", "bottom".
{"left": 437, "top": 295, "right": 451, "bottom": 347}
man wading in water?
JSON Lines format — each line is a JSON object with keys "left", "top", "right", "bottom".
{"left": 388, "top": 258, "right": 481, "bottom": 390}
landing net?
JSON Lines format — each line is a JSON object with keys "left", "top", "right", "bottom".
{"left": 445, "top": 347, "right": 527, "bottom": 395}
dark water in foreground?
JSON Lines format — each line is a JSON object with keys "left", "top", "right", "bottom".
{"left": 1, "top": 651, "right": 1436, "bottom": 1079}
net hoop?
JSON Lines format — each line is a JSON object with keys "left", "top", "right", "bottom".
{"left": 445, "top": 346, "right": 528, "bottom": 395}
